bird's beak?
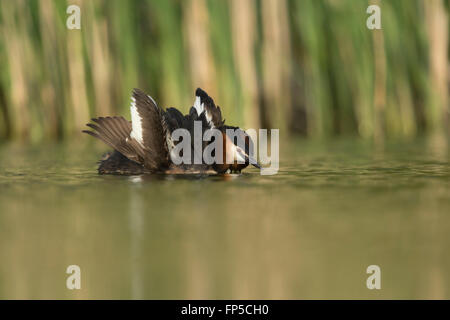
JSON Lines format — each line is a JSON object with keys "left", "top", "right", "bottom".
{"left": 236, "top": 147, "right": 261, "bottom": 169}
{"left": 248, "top": 155, "right": 261, "bottom": 169}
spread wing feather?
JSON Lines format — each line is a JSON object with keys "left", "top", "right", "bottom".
{"left": 192, "top": 88, "right": 224, "bottom": 128}
{"left": 83, "top": 116, "right": 143, "bottom": 164}
{"left": 83, "top": 88, "right": 171, "bottom": 171}
{"left": 130, "top": 88, "right": 170, "bottom": 169}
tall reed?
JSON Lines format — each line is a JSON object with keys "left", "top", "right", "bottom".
{"left": 0, "top": 0, "right": 448, "bottom": 142}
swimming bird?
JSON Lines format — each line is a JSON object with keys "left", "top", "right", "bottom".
{"left": 83, "top": 88, "right": 260, "bottom": 175}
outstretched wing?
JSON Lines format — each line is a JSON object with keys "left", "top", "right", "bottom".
{"left": 130, "top": 88, "right": 170, "bottom": 169}
{"left": 83, "top": 88, "right": 170, "bottom": 171}
{"left": 82, "top": 116, "right": 144, "bottom": 165}
{"left": 192, "top": 88, "right": 224, "bottom": 128}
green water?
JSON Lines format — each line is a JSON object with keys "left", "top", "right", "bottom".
{"left": 0, "top": 138, "right": 449, "bottom": 299}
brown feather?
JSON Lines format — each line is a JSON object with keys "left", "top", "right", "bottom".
{"left": 131, "top": 88, "right": 170, "bottom": 169}
{"left": 83, "top": 116, "right": 144, "bottom": 166}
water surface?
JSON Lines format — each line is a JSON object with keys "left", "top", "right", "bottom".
{"left": 0, "top": 137, "right": 449, "bottom": 299}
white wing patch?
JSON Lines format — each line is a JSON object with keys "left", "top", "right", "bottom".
{"left": 193, "top": 95, "right": 214, "bottom": 127}
{"left": 193, "top": 96, "right": 204, "bottom": 115}
{"left": 130, "top": 96, "right": 144, "bottom": 146}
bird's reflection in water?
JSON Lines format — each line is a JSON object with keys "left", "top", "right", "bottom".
{"left": 128, "top": 175, "right": 144, "bottom": 299}
{"left": 127, "top": 172, "right": 245, "bottom": 183}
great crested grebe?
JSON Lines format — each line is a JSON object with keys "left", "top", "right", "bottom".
{"left": 83, "top": 88, "right": 260, "bottom": 175}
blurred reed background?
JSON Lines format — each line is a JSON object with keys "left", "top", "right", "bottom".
{"left": 0, "top": 0, "right": 449, "bottom": 142}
